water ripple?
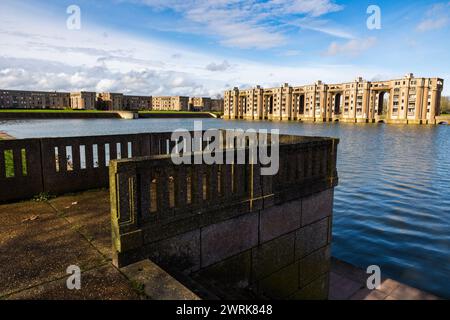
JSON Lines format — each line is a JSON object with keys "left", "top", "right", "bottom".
{"left": 1, "top": 119, "right": 449, "bottom": 298}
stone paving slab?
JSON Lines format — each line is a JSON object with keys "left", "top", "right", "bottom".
{"left": 0, "top": 191, "right": 138, "bottom": 300}
{"left": 0, "top": 190, "right": 443, "bottom": 300}
{"left": 121, "top": 260, "right": 200, "bottom": 300}
{"left": 0, "top": 201, "right": 107, "bottom": 297}
{"left": 329, "top": 258, "right": 440, "bottom": 300}
{"left": 8, "top": 265, "right": 141, "bottom": 300}
{"left": 48, "top": 189, "right": 112, "bottom": 259}
{"left": 0, "top": 201, "right": 55, "bottom": 229}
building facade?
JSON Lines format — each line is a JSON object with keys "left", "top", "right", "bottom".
{"left": 70, "top": 92, "right": 97, "bottom": 110}
{"left": 189, "top": 97, "right": 211, "bottom": 111}
{"left": 123, "top": 95, "right": 152, "bottom": 111}
{"left": 224, "top": 74, "right": 444, "bottom": 124}
{"left": 210, "top": 98, "right": 224, "bottom": 112}
{"left": 152, "top": 96, "right": 189, "bottom": 111}
{"left": 0, "top": 90, "right": 71, "bottom": 109}
{"left": 97, "top": 92, "right": 124, "bottom": 111}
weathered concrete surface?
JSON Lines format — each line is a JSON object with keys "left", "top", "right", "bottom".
{"left": 0, "top": 190, "right": 442, "bottom": 300}
{"left": 121, "top": 260, "right": 200, "bottom": 300}
{"left": 0, "top": 190, "right": 141, "bottom": 300}
{"left": 48, "top": 189, "right": 112, "bottom": 259}
{"left": 329, "top": 258, "right": 440, "bottom": 300}
{"left": 8, "top": 265, "right": 140, "bottom": 300}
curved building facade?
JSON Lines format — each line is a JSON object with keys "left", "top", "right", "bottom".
{"left": 224, "top": 74, "right": 444, "bottom": 124}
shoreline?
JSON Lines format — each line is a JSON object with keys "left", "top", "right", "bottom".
{"left": 0, "top": 110, "right": 219, "bottom": 120}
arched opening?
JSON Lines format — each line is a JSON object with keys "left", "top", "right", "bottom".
{"left": 241, "top": 97, "right": 247, "bottom": 115}
{"left": 378, "top": 120, "right": 386, "bottom": 124}
{"left": 268, "top": 96, "right": 274, "bottom": 114}
{"left": 298, "top": 95, "right": 305, "bottom": 115}
{"left": 438, "top": 121, "right": 448, "bottom": 125}
{"left": 377, "top": 91, "right": 390, "bottom": 116}
{"left": 334, "top": 93, "right": 341, "bottom": 114}
{"left": 334, "top": 119, "right": 340, "bottom": 122}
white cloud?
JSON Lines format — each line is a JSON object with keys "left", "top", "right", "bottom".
{"left": 0, "top": 2, "right": 400, "bottom": 96}
{"left": 206, "top": 60, "right": 231, "bottom": 72}
{"left": 132, "top": 0, "right": 344, "bottom": 49}
{"left": 288, "top": 17, "right": 354, "bottom": 39}
{"left": 0, "top": 59, "right": 211, "bottom": 96}
{"left": 416, "top": 2, "right": 450, "bottom": 32}
{"left": 325, "top": 37, "right": 377, "bottom": 57}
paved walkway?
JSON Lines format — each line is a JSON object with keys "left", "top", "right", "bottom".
{"left": 0, "top": 190, "right": 441, "bottom": 300}
{"left": 0, "top": 190, "right": 141, "bottom": 300}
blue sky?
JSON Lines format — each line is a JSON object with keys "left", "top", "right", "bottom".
{"left": 0, "top": 0, "right": 449, "bottom": 96}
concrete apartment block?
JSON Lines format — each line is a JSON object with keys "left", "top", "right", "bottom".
{"left": 70, "top": 91, "right": 96, "bottom": 110}
{"left": 210, "top": 98, "right": 224, "bottom": 112}
{"left": 152, "top": 96, "right": 189, "bottom": 111}
{"left": 224, "top": 74, "right": 444, "bottom": 124}
{"left": 97, "top": 92, "right": 124, "bottom": 111}
{"left": 189, "top": 97, "right": 211, "bottom": 111}
{"left": 123, "top": 95, "right": 152, "bottom": 111}
{"left": 0, "top": 89, "right": 71, "bottom": 109}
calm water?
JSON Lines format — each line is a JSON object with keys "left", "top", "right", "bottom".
{"left": 1, "top": 118, "right": 450, "bottom": 298}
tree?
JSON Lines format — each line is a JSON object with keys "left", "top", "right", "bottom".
{"left": 441, "top": 96, "right": 450, "bottom": 114}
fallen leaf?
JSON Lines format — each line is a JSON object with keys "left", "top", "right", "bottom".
{"left": 22, "top": 215, "right": 39, "bottom": 223}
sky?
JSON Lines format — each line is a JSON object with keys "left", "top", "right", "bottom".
{"left": 0, "top": 0, "right": 449, "bottom": 97}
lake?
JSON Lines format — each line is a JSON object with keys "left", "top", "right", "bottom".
{"left": 1, "top": 118, "right": 449, "bottom": 298}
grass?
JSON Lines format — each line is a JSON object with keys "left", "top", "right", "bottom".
{"left": 139, "top": 110, "right": 209, "bottom": 114}
{"left": 0, "top": 109, "right": 106, "bottom": 113}
{"left": 33, "top": 192, "right": 55, "bottom": 202}
{"left": 4, "top": 150, "right": 14, "bottom": 177}
{"left": 2, "top": 149, "right": 27, "bottom": 178}
{"left": 139, "top": 110, "right": 223, "bottom": 117}
{"left": 0, "top": 109, "right": 223, "bottom": 116}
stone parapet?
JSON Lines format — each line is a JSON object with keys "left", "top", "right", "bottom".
{"left": 110, "top": 130, "right": 339, "bottom": 299}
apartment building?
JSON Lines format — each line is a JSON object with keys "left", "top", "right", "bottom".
{"left": 224, "top": 74, "right": 444, "bottom": 124}
{"left": 152, "top": 96, "right": 189, "bottom": 111}
{"left": 97, "top": 92, "right": 124, "bottom": 111}
{"left": 123, "top": 95, "right": 152, "bottom": 111}
{"left": 70, "top": 92, "right": 97, "bottom": 110}
{"left": 189, "top": 97, "right": 211, "bottom": 111}
{"left": 0, "top": 90, "right": 70, "bottom": 109}
{"left": 210, "top": 98, "right": 224, "bottom": 112}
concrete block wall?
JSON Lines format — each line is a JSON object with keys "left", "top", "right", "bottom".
{"left": 117, "top": 189, "right": 334, "bottom": 300}
{"left": 110, "top": 133, "right": 339, "bottom": 299}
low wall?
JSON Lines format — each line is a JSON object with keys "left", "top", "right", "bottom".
{"left": 0, "top": 132, "right": 176, "bottom": 203}
{"left": 138, "top": 112, "right": 215, "bottom": 119}
{"left": 0, "top": 111, "right": 217, "bottom": 120}
{"left": 0, "top": 111, "right": 121, "bottom": 120}
{"left": 110, "top": 132, "right": 339, "bottom": 299}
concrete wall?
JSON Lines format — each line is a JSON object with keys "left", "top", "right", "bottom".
{"left": 192, "top": 189, "right": 333, "bottom": 299}
{"left": 110, "top": 132, "right": 339, "bottom": 299}
{"left": 0, "top": 132, "right": 174, "bottom": 203}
